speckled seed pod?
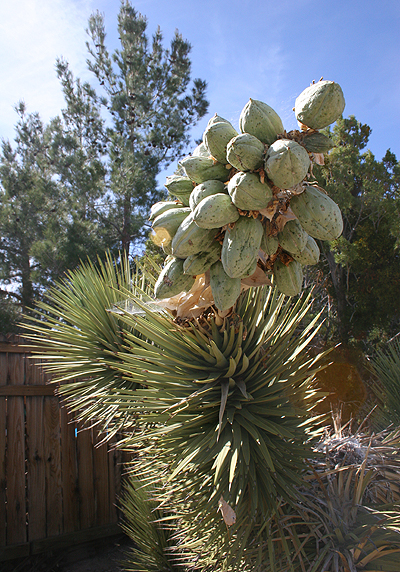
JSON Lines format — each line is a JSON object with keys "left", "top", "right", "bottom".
{"left": 179, "top": 156, "right": 229, "bottom": 184}
{"left": 154, "top": 257, "right": 196, "bottom": 299}
{"left": 239, "top": 98, "right": 284, "bottom": 145}
{"left": 209, "top": 260, "right": 242, "bottom": 312}
{"left": 289, "top": 185, "right": 343, "bottom": 241}
{"left": 291, "top": 235, "right": 320, "bottom": 265}
{"left": 277, "top": 219, "right": 308, "bottom": 256}
{"left": 189, "top": 180, "right": 227, "bottom": 211}
{"left": 273, "top": 259, "right": 303, "bottom": 297}
{"left": 228, "top": 171, "right": 273, "bottom": 211}
{"left": 152, "top": 207, "right": 191, "bottom": 249}
{"left": 226, "top": 133, "right": 265, "bottom": 171}
{"left": 295, "top": 80, "right": 345, "bottom": 130}
{"left": 193, "top": 193, "right": 240, "bottom": 229}
{"left": 183, "top": 241, "right": 222, "bottom": 275}
{"left": 261, "top": 233, "right": 279, "bottom": 256}
{"left": 221, "top": 216, "right": 263, "bottom": 279}
{"left": 301, "top": 132, "right": 334, "bottom": 154}
{"left": 171, "top": 212, "right": 216, "bottom": 258}
{"left": 149, "top": 201, "right": 185, "bottom": 221}
{"left": 203, "top": 114, "right": 238, "bottom": 164}
{"left": 265, "top": 139, "right": 310, "bottom": 189}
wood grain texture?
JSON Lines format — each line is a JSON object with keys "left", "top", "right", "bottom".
{"left": 26, "top": 394, "right": 46, "bottom": 541}
{"left": 6, "top": 354, "right": 26, "bottom": 545}
{"left": 76, "top": 422, "right": 95, "bottom": 530}
{"left": 93, "top": 430, "right": 111, "bottom": 526}
{"left": 43, "top": 396, "right": 63, "bottom": 537}
{"left": 60, "top": 407, "right": 79, "bottom": 534}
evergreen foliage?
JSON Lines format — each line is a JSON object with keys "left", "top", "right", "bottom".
{"left": 312, "top": 116, "right": 400, "bottom": 346}
{"left": 0, "top": 1, "right": 208, "bottom": 330}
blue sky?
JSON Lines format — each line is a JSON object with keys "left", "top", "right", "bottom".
{"left": 1, "top": 0, "right": 399, "bottom": 162}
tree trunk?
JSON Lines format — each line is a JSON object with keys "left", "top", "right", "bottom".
{"left": 325, "top": 250, "right": 349, "bottom": 344}
{"left": 20, "top": 255, "right": 34, "bottom": 311}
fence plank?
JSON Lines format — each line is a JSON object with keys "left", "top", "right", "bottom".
{"left": 60, "top": 407, "right": 79, "bottom": 534}
{"left": 108, "top": 437, "right": 118, "bottom": 523}
{"left": 93, "top": 431, "right": 111, "bottom": 526}
{"left": 0, "top": 341, "right": 129, "bottom": 560}
{"left": 43, "top": 396, "right": 63, "bottom": 537}
{"left": 0, "top": 399, "right": 6, "bottom": 547}
{"left": 6, "top": 354, "right": 26, "bottom": 545}
{"left": 26, "top": 394, "right": 46, "bottom": 541}
{"left": 77, "top": 423, "right": 95, "bottom": 530}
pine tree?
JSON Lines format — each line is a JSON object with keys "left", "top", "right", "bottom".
{"left": 0, "top": 103, "right": 61, "bottom": 316}
{"left": 75, "top": 0, "right": 209, "bottom": 254}
{"left": 313, "top": 116, "right": 400, "bottom": 345}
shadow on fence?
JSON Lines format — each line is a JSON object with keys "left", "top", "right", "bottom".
{"left": 0, "top": 335, "right": 129, "bottom": 562}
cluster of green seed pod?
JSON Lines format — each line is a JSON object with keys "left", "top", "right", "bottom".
{"left": 151, "top": 79, "right": 345, "bottom": 311}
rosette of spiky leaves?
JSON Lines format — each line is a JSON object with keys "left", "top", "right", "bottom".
{"left": 120, "top": 475, "right": 180, "bottom": 572}
{"left": 253, "top": 422, "right": 400, "bottom": 572}
{"left": 23, "top": 252, "right": 158, "bottom": 436}
{"left": 99, "top": 286, "right": 327, "bottom": 569}
{"left": 368, "top": 338, "right": 400, "bottom": 427}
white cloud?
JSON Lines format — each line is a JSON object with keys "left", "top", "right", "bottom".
{"left": 0, "top": 0, "right": 96, "bottom": 141}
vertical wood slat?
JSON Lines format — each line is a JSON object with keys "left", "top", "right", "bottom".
{"left": 108, "top": 436, "right": 118, "bottom": 523}
{"left": 77, "top": 422, "right": 95, "bottom": 530}
{"left": 26, "top": 357, "right": 46, "bottom": 541}
{"left": 93, "top": 431, "right": 111, "bottom": 526}
{"left": 43, "top": 395, "right": 63, "bottom": 536}
{"left": 60, "top": 407, "right": 79, "bottom": 534}
{"left": 0, "top": 352, "right": 7, "bottom": 547}
{"left": 6, "top": 353, "right": 27, "bottom": 545}
{"left": 0, "top": 338, "right": 128, "bottom": 557}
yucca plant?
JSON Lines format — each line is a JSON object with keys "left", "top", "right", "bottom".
{"left": 259, "top": 418, "right": 400, "bottom": 572}
{"left": 25, "top": 253, "right": 330, "bottom": 570}
{"left": 368, "top": 338, "right": 400, "bottom": 427}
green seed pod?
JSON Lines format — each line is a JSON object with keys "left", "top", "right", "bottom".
{"left": 228, "top": 172, "right": 273, "bottom": 211}
{"left": 301, "top": 132, "right": 334, "bottom": 154}
{"left": 239, "top": 98, "right": 284, "bottom": 145}
{"left": 164, "top": 174, "right": 194, "bottom": 205}
{"left": 295, "top": 80, "right": 345, "bottom": 130}
{"left": 221, "top": 216, "right": 263, "bottom": 278}
{"left": 277, "top": 219, "right": 308, "bottom": 256}
{"left": 289, "top": 185, "right": 343, "bottom": 241}
{"left": 273, "top": 259, "right": 303, "bottom": 297}
{"left": 226, "top": 133, "right": 265, "bottom": 171}
{"left": 209, "top": 260, "right": 242, "bottom": 312}
{"left": 171, "top": 212, "right": 216, "bottom": 258}
{"left": 291, "top": 235, "right": 320, "bottom": 265}
{"left": 149, "top": 201, "right": 184, "bottom": 221}
{"left": 265, "top": 139, "right": 310, "bottom": 189}
{"left": 183, "top": 241, "right": 222, "bottom": 275}
{"left": 179, "top": 156, "right": 229, "bottom": 184}
{"left": 203, "top": 114, "right": 238, "bottom": 164}
{"left": 152, "top": 207, "right": 191, "bottom": 249}
{"left": 154, "top": 257, "right": 196, "bottom": 299}
{"left": 261, "top": 233, "right": 279, "bottom": 256}
{"left": 193, "top": 193, "right": 239, "bottom": 229}
{"left": 189, "top": 180, "right": 226, "bottom": 211}
{"left": 192, "top": 141, "right": 210, "bottom": 157}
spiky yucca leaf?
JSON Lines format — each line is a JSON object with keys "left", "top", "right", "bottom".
{"left": 25, "top": 252, "right": 329, "bottom": 570}
{"left": 120, "top": 477, "right": 178, "bottom": 572}
{"left": 24, "top": 252, "right": 156, "bottom": 435}
{"left": 258, "top": 422, "right": 400, "bottom": 572}
{"left": 101, "top": 286, "right": 328, "bottom": 570}
{"left": 368, "top": 338, "right": 400, "bottom": 426}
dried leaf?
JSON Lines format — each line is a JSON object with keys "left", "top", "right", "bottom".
{"left": 313, "top": 153, "right": 325, "bottom": 165}
{"left": 273, "top": 208, "right": 297, "bottom": 232}
{"left": 218, "top": 496, "right": 237, "bottom": 526}
{"left": 241, "top": 265, "right": 272, "bottom": 287}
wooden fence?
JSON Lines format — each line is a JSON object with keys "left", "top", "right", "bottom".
{"left": 0, "top": 337, "right": 127, "bottom": 561}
